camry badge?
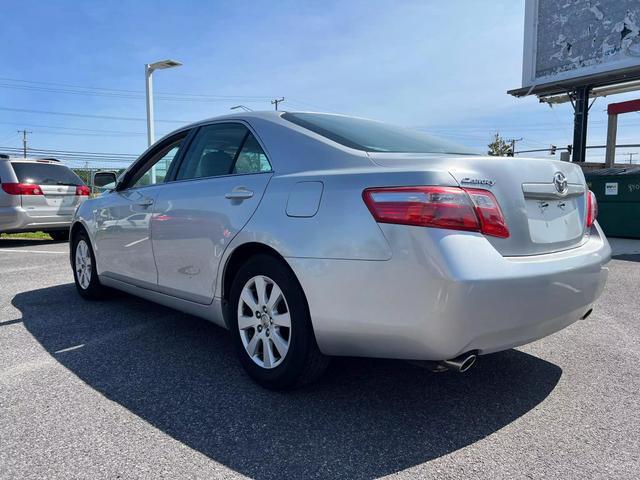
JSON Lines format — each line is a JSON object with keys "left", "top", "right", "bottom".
{"left": 553, "top": 172, "right": 568, "bottom": 195}
{"left": 460, "top": 177, "right": 495, "bottom": 187}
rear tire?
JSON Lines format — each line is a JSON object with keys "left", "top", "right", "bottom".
{"left": 49, "top": 230, "right": 69, "bottom": 242}
{"left": 72, "top": 230, "right": 107, "bottom": 300}
{"left": 229, "top": 254, "right": 329, "bottom": 389}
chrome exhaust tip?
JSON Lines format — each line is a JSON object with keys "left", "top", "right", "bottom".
{"left": 439, "top": 353, "right": 477, "bottom": 373}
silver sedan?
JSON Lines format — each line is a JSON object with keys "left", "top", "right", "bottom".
{"left": 70, "top": 112, "right": 610, "bottom": 389}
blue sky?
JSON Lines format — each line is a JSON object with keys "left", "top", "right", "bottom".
{"left": 1, "top": 0, "right": 639, "bottom": 167}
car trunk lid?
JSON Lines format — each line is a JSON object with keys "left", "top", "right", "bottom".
{"left": 368, "top": 153, "right": 589, "bottom": 256}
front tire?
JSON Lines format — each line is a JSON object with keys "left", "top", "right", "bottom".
{"left": 72, "top": 230, "right": 107, "bottom": 300}
{"left": 229, "top": 254, "right": 329, "bottom": 389}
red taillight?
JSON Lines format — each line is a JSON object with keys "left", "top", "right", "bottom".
{"left": 1, "top": 183, "right": 43, "bottom": 195}
{"left": 464, "top": 188, "right": 510, "bottom": 239}
{"left": 76, "top": 185, "right": 90, "bottom": 196}
{"left": 363, "top": 186, "right": 509, "bottom": 238}
{"left": 586, "top": 190, "right": 597, "bottom": 228}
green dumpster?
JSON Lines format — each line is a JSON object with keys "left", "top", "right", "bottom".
{"left": 585, "top": 167, "right": 640, "bottom": 238}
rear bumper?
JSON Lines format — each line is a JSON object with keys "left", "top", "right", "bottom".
{"left": 0, "top": 206, "right": 73, "bottom": 232}
{"left": 287, "top": 223, "right": 610, "bottom": 360}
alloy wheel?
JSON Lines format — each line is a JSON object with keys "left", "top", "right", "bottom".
{"left": 75, "top": 239, "right": 92, "bottom": 289}
{"left": 237, "top": 275, "right": 291, "bottom": 369}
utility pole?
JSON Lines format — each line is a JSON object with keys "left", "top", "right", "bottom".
{"left": 571, "top": 86, "right": 591, "bottom": 162}
{"left": 507, "top": 138, "right": 523, "bottom": 157}
{"left": 271, "top": 97, "right": 285, "bottom": 111}
{"left": 84, "top": 161, "right": 91, "bottom": 193}
{"left": 627, "top": 152, "right": 638, "bottom": 164}
{"left": 17, "top": 130, "right": 32, "bottom": 158}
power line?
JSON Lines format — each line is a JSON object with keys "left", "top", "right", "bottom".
{"left": 0, "top": 120, "right": 147, "bottom": 135}
{"left": 0, "top": 83, "right": 278, "bottom": 104}
{"left": 0, "top": 145, "right": 138, "bottom": 158}
{"left": 0, "top": 106, "right": 189, "bottom": 124}
{"left": 0, "top": 76, "right": 332, "bottom": 111}
{"left": 0, "top": 77, "right": 276, "bottom": 102}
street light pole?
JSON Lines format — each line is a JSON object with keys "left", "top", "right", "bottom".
{"left": 145, "top": 64, "right": 155, "bottom": 148}
{"left": 144, "top": 59, "right": 182, "bottom": 183}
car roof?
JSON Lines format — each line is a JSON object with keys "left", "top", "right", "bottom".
{"left": 174, "top": 110, "right": 339, "bottom": 133}
{"left": 1, "top": 156, "right": 62, "bottom": 164}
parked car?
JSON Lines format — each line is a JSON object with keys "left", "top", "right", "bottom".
{"left": 0, "top": 155, "right": 90, "bottom": 240}
{"left": 69, "top": 112, "right": 610, "bottom": 389}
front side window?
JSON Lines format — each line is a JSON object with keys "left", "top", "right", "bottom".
{"left": 130, "top": 142, "right": 182, "bottom": 188}
{"left": 125, "top": 131, "right": 189, "bottom": 188}
{"left": 282, "top": 112, "right": 477, "bottom": 155}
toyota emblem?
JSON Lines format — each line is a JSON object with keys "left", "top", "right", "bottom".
{"left": 553, "top": 172, "right": 568, "bottom": 195}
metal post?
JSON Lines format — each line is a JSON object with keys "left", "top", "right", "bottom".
{"left": 145, "top": 64, "right": 156, "bottom": 183}
{"left": 145, "top": 64, "right": 154, "bottom": 147}
{"left": 18, "top": 130, "right": 31, "bottom": 158}
{"left": 571, "top": 86, "right": 590, "bottom": 162}
{"left": 605, "top": 113, "right": 618, "bottom": 168}
{"left": 271, "top": 97, "right": 285, "bottom": 111}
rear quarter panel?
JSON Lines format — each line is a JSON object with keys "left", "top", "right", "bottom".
{"left": 215, "top": 167, "right": 458, "bottom": 298}
{"left": 0, "top": 161, "right": 19, "bottom": 208}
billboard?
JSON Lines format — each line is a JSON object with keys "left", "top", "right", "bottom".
{"left": 511, "top": 0, "right": 640, "bottom": 96}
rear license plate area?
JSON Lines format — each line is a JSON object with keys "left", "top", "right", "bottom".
{"left": 525, "top": 198, "right": 582, "bottom": 243}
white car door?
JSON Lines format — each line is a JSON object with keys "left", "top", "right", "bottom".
{"left": 95, "top": 131, "right": 189, "bottom": 289}
{"left": 151, "top": 122, "right": 273, "bottom": 304}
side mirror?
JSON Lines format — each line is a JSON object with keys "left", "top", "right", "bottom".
{"left": 93, "top": 171, "right": 118, "bottom": 191}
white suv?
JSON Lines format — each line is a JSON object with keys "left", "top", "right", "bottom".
{"left": 0, "top": 155, "right": 90, "bottom": 240}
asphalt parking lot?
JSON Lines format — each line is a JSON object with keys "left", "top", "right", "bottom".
{"left": 1, "top": 238, "right": 639, "bottom": 479}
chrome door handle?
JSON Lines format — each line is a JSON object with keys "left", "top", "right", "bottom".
{"left": 225, "top": 187, "right": 254, "bottom": 200}
{"left": 138, "top": 197, "right": 154, "bottom": 207}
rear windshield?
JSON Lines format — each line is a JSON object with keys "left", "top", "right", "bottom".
{"left": 11, "top": 162, "right": 84, "bottom": 186}
{"left": 282, "top": 112, "right": 477, "bottom": 155}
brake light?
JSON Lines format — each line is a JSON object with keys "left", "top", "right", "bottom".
{"left": 76, "top": 185, "right": 90, "bottom": 196}
{"left": 464, "top": 188, "right": 510, "bottom": 238}
{"left": 1, "top": 183, "right": 43, "bottom": 195}
{"left": 363, "top": 186, "right": 509, "bottom": 238}
{"left": 586, "top": 190, "right": 597, "bottom": 228}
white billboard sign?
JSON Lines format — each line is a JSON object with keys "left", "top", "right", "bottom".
{"left": 518, "top": 0, "right": 640, "bottom": 95}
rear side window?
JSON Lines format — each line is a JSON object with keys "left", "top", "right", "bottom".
{"left": 10, "top": 162, "right": 84, "bottom": 186}
{"left": 282, "top": 112, "right": 477, "bottom": 155}
{"left": 233, "top": 134, "right": 272, "bottom": 174}
{"left": 176, "top": 123, "right": 248, "bottom": 180}
{"left": 176, "top": 123, "right": 271, "bottom": 180}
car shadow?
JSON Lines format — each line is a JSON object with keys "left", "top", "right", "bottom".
{"left": 14, "top": 284, "right": 562, "bottom": 479}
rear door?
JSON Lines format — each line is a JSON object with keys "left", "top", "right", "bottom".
{"left": 151, "top": 122, "right": 273, "bottom": 304}
{"left": 10, "top": 161, "right": 85, "bottom": 221}
{"left": 95, "top": 131, "right": 188, "bottom": 288}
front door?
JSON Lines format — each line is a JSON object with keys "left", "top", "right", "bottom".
{"left": 95, "top": 132, "right": 188, "bottom": 288}
{"left": 151, "top": 122, "right": 273, "bottom": 303}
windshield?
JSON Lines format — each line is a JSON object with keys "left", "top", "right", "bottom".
{"left": 10, "top": 162, "right": 84, "bottom": 186}
{"left": 282, "top": 112, "right": 477, "bottom": 155}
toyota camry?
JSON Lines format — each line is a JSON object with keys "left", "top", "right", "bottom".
{"left": 69, "top": 111, "right": 610, "bottom": 389}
